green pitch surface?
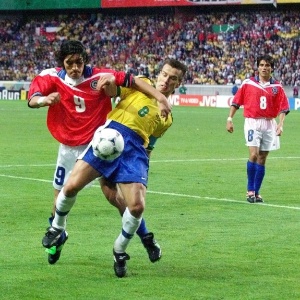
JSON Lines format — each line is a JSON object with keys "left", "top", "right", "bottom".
{"left": 1, "top": 100, "right": 300, "bottom": 299}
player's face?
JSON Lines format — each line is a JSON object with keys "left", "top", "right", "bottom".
{"left": 258, "top": 60, "right": 272, "bottom": 81}
{"left": 63, "top": 54, "right": 85, "bottom": 79}
{"left": 156, "top": 64, "right": 182, "bottom": 96}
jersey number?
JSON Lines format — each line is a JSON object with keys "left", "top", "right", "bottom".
{"left": 55, "top": 166, "right": 66, "bottom": 186}
{"left": 260, "top": 96, "right": 267, "bottom": 109}
{"left": 247, "top": 129, "right": 254, "bottom": 142}
{"left": 74, "top": 96, "right": 86, "bottom": 112}
{"left": 138, "top": 106, "right": 149, "bottom": 117}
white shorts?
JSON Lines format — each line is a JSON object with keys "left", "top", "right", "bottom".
{"left": 244, "top": 118, "right": 280, "bottom": 151}
{"left": 53, "top": 143, "right": 90, "bottom": 190}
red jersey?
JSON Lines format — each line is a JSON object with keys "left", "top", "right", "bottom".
{"left": 28, "top": 66, "right": 131, "bottom": 146}
{"left": 232, "top": 76, "right": 290, "bottom": 118}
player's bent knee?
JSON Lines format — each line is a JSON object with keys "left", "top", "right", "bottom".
{"left": 63, "top": 181, "right": 81, "bottom": 197}
{"left": 129, "top": 202, "right": 145, "bottom": 218}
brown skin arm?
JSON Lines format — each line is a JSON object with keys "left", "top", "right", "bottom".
{"left": 96, "top": 74, "right": 172, "bottom": 118}
{"left": 276, "top": 112, "right": 286, "bottom": 136}
{"left": 226, "top": 106, "right": 238, "bottom": 133}
{"left": 28, "top": 92, "right": 61, "bottom": 108}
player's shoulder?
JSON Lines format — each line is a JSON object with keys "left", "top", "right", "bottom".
{"left": 271, "top": 78, "right": 282, "bottom": 85}
{"left": 247, "top": 77, "right": 257, "bottom": 83}
{"left": 39, "top": 67, "right": 60, "bottom": 77}
{"left": 136, "top": 75, "right": 154, "bottom": 87}
{"left": 238, "top": 78, "right": 253, "bottom": 87}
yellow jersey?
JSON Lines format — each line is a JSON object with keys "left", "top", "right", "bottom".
{"left": 107, "top": 77, "right": 172, "bottom": 147}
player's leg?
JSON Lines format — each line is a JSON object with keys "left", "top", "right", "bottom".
{"left": 99, "top": 177, "right": 125, "bottom": 215}
{"left": 43, "top": 159, "right": 100, "bottom": 249}
{"left": 100, "top": 177, "right": 162, "bottom": 263}
{"left": 254, "top": 151, "right": 268, "bottom": 202}
{"left": 244, "top": 119, "right": 261, "bottom": 203}
{"left": 112, "top": 182, "right": 145, "bottom": 277}
{"left": 100, "top": 177, "right": 149, "bottom": 236}
{"left": 47, "top": 144, "right": 75, "bottom": 264}
{"left": 246, "top": 145, "right": 260, "bottom": 203}
{"left": 47, "top": 144, "right": 88, "bottom": 264}
{"left": 256, "top": 127, "right": 273, "bottom": 202}
{"left": 254, "top": 122, "right": 277, "bottom": 202}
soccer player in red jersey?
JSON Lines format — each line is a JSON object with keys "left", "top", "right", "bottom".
{"left": 226, "top": 55, "right": 290, "bottom": 203}
{"left": 41, "top": 58, "right": 187, "bottom": 277}
{"left": 28, "top": 40, "right": 171, "bottom": 264}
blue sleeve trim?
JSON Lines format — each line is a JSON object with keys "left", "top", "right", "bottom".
{"left": 146, "top": 135, "right": 158, "bottom": 151}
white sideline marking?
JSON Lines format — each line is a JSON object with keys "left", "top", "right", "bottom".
{"left": 147, "top": 190, "right": 300, "bottom": 211}
{"left": 0, "top": 173, "right": 300, "bottom": 211}
{"left": 0, "top": 164, "right": 55, "bottom": 168}
{"left": 150, "top": 156, "right": 300, "bottom": 163}
{"left": 0, "top": 156, "right": 299, "bottom": 168}
{"left": 0, "top": 174, "right": 51, "bottom": 183}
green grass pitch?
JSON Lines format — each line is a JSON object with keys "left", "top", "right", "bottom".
{"left": 1, "top": 100, "right": 300, "bottom": 299}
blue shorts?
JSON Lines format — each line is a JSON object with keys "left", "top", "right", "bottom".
{"left": 82, "top": 121, "right": 149, "bottom": 186}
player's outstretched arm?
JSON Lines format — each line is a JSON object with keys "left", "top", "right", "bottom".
{"left": 28, "top": 92, "right": 61, "bottom": 108}
{"left": 133, "top": 76, "right": 172, "bottom": 118}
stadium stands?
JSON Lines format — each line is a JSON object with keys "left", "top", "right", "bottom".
{"left": 0, "top": 8, "right": 300, "bottom": 86}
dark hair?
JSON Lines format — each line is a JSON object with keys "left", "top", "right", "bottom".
{"left": 162, "top": 58, "right": 187, "bottom": 80}
{"left": 256, "top": 55, "right": 274, "bottom": 69}
{"left": 55, "top": 40, "right": 89, "bottom": 66}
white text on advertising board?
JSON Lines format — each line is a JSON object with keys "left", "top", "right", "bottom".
{"left": 200, "top": 96, "right": 217, "bottom": 107}
{"left": 0, "top": 90, "right": 20, "bottom": 100}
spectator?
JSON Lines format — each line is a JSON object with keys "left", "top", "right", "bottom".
{"left": 293, "top": 85, "right": 299, "bottom": 97}
{"left": 179, "top": 82, "right": 187, "bottom": 94}
{"left": 231, "top": 84, "right": 239, "bottom": 95}
{"left": 1, "top": 9, "right": 300, "bottom": 86}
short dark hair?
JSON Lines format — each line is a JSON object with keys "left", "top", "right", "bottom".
{"left": 256, "top": 55, "right": 274, "bottom": 69}
{"left": 162, "top": 58, "right": 187, "bottom": 81}
{"left": 55, "top": 40, "right": 89, "bottom": 66}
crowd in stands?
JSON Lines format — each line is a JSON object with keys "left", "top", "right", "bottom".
{"left": 1, "top": 8, "right": 300, "bottom": 86}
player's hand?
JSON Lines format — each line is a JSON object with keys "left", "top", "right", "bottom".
{"left": 158, "top": 100, "right": 172, "bottom": 119}
{"left": 45, "top": 92, "right": 61, "bottom": 106}
{"left": 276, "top": 126, "right": 283, "bottom": 136}
{"left": 96, "top": 74, "right": 117, "bottom": 96}
{"left": 96, "top": 74, "right": 116, "bottom": 90}
{"left": 226, "top": 120, "right": 234, "bottom": 133}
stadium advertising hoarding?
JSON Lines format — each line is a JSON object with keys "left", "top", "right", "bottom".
{"left": 101, "top": 0, "right": 280, "bottom": 7}
{"left": 0, "top": 81, "right": 30, "bottom": 101}
{"left": 168, "top": 94, "right": 299, "bottom": 110}
{"left": 1, "top": 81, "right": 298, "bottom": 110}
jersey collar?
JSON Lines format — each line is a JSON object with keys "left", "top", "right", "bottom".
{"left": 57, "top": 65, "right": 93, "bottom": 80}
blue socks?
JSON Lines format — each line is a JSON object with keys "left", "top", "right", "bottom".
{"left": 136, "top": 218, "right": 149, "bottom": 239}
{"left": 255, "top": 163, "right": 265, "bottom": 195}
{"left": 247, "top": 160, "right": 265, "bottom": 195}
{"left": 247, "top": 161, "right": 256, "bottom": 191}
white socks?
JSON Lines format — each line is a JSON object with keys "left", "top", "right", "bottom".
{"left": 52, "top": 188, "right": 77, "bottom": 230}
{"left": 114, "top": 207, "right": 142, "bottom": 253}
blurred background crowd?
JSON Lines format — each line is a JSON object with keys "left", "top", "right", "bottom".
{"left": 1, "top": 7, "right": 300, "bottom": 86}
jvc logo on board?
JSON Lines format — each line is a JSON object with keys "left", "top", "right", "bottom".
{"left": 168, "top": 95, "right": 217, "bottom": 107}
{"left": 199, "top": 96, "right": 216, "bottom": 107}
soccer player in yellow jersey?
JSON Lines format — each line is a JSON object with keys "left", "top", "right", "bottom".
{"left": 42, "top": 59, "right": 187, "bottom": 278}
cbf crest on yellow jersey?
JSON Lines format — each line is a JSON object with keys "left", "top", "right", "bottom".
{"left": 107, "top": 77, "right": 172, "bottom": 147}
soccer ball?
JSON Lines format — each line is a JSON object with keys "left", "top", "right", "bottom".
{"left": 92, "top": 128, "right": 124, "bottom": 161}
